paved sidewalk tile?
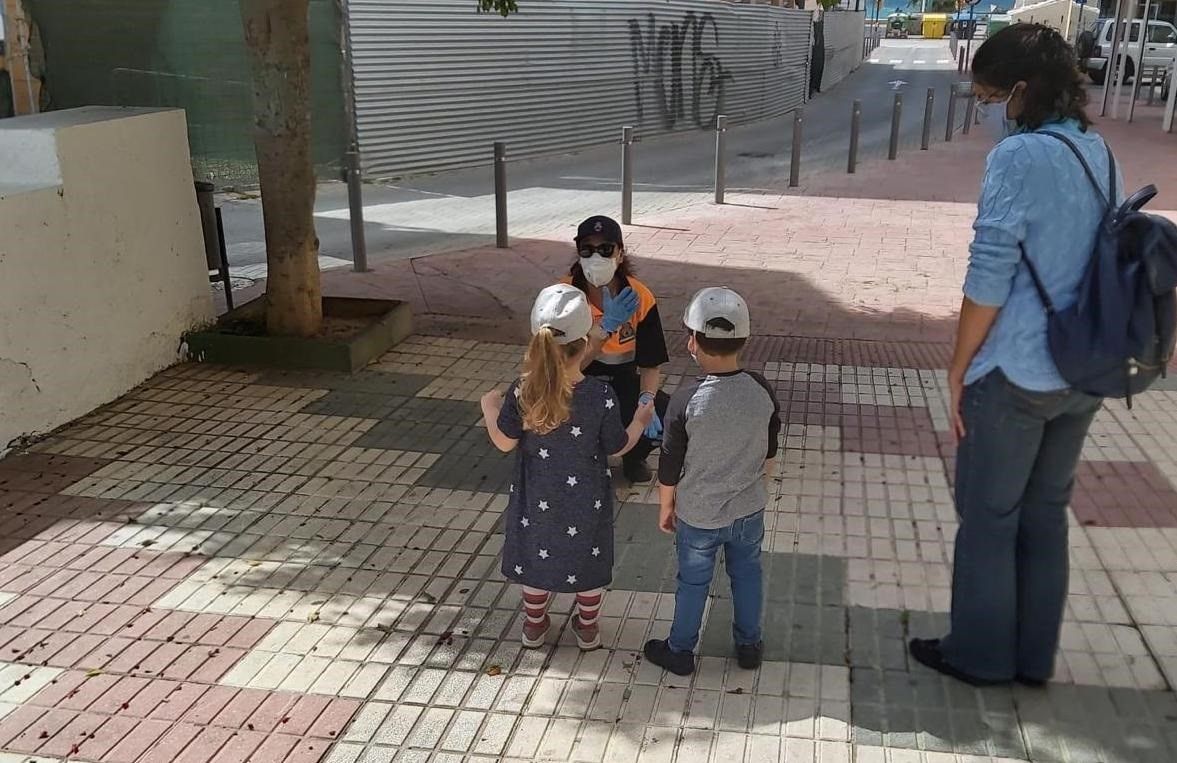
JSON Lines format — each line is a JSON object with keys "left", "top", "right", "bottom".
{"left": 6, "top": 179, "right": 1177, "bottom": 761}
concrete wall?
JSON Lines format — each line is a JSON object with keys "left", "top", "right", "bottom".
{"left": 823, "top": 10, "right": 867, "bottom": 91}
{"left": 0, "top": 106, "right": 214, "bottom": 453}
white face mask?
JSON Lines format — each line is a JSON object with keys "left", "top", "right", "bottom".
{"left": 975, "top": 91, "right": 1018, "bottom": 143}
{"left": 580, "top": 255, "right": 618, "bottom": 287}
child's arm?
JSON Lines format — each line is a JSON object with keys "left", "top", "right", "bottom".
{"left": 609, "top": 398, "right": 655, "bottom": 457}
{"left": 481, "top": 389, "right": 519, "bottom": 453}
{"left": 658, "top": 483, "right": 677, "bottom": 533}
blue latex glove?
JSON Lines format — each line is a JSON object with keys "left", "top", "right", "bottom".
{"left": 600, "top": 286, "right": 639, "bottom": 334}
{"left": 639, "top": 391, "right": 663, "bottom": 440}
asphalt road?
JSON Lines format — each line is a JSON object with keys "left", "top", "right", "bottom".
{"left": 220, "top": 38, "right": 965, "bottom": 274}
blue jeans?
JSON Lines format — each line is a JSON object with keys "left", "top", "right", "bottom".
{"left": 941, "top": 369, "right": 1100, "bottom": 681}
{"left": 668, "top": 511, "right": 764, "bottom": 654}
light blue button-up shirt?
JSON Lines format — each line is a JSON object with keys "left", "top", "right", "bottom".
{"left": 964, "top": 118, "right": 1122, "bottom": 392}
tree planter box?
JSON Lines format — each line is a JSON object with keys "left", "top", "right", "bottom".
{"left": 184, "top": 296, "right": 412, "bottom": 373}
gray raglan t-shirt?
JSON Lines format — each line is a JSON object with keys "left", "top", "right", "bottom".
{"left": 657, "top": 370, "right": 781, "bottom": 529}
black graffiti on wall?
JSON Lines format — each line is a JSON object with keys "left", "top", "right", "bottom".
{"left": 627, "top": 11, "right": 734, "bottom": 130}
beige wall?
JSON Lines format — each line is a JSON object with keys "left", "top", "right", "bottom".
{"left": 0, "top": 107, "right": 214, "bottom": 453}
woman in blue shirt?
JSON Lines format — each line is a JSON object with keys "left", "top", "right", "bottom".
{"left": 909, "top": 24, "right": 1113, "bottom": 686}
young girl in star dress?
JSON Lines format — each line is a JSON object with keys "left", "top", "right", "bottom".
{"left": 481, "top": 284, "right": 653, "bottom": 650}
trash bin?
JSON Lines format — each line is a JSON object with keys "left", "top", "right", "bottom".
{"left": 922, "top": 14, "right": 948, "bottom": 39}
{"left": 194, "top": 181, "right": 220, "bottom": 271}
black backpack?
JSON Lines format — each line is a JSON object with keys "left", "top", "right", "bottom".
{"left": 1022, "top": 131, "right": 1177, "bottom": 407}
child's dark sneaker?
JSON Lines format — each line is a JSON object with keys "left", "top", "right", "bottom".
{"left": 736, "top": 641, "right": 763, "bottom": 670}
{"left": 623, "top": 459, "right": 653, "bottom": 484}
{"left": 574, "top": 621, "right": 601, "bottom": 651}
{"left": 643, "top": 639, "right": 695, "bottom": 676}
{"left": 521, "top": 616, "right": 551, "bottom": 649}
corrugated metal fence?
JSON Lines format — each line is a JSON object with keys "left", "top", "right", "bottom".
{"left": 348, "top": 0, "right": 812, "bottom": 178}
{"left": 822, "top": 11, "right": 866, "bottom": 91}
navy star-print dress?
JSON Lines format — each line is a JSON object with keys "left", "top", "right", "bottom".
{"left": 498, "top": 377, "right": 627, "bottom": 593}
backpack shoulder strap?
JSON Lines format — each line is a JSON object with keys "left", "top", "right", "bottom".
{"left": 1020, "top": 243, "right": 1056, "bottom": 315}
{"left": 1038, "top": 130, "right": 1113, "bottom": 210}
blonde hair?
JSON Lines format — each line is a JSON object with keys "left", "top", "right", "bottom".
{"left": 520, "top": 328, "right": 586, "bottom": 435}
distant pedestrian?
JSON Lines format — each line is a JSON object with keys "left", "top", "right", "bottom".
{"left": 909, "top": 24, "right": 1116, "bottom": 687}
{"left": 481, "top": 284, "right": 653, "bottom": 651}
{"left": 643, "top": 288, "right": 781, "bottom": 677}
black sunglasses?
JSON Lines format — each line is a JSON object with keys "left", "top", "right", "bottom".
{"left": 577, "top": 243, "right": 618, "bottom": 258}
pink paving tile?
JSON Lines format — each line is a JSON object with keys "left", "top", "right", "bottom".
{"left": 187, "top": 645, "right": 247, "bottom": 684}
{"left": 181, "top": 684, "right": 239, "bottom": 726}
{"left": 282, "top": 737, "right": 332, "bottom": 763}
{"left": 172, "top": 725, "right": 235, "bottom": 763}
{"left": 104, "top": 718, "right": 171, "bottom": 763}
{"left": 195, "top": 616, "right": 251, "bottom": 647}
{"left": 2, "top": 707, "right": 78, "bottom": 753}
{"left": 278, "top": 694, "right": 332, "bottom": 737}
{"left": 80, "top": 635, "right": 136, "bottom": 671}
{"left": 37, "top": 711, "right": 108, "bottom": 757}
{"left": 246, "top": 693, "right": 301, "bottom": 734}
{"left": 139, "top": 552, "right": 206, "bottom": 581}
{"left": 135, "top": 641, "right": 188, "bottom": 678}
{"left": 26, "top": 569, "right": 78, "bottom": 598}
{"left": 211, "top": 687, "right": 270, "bottom": 729}
{"left": 127, "top": 576, "right": 183, "bottom": 607}
{"left": 138, "top": 722, "right": 203, "bottom": 763}
{"left": 144, "top": 682, "right": 210, "bottom": 722}
{"left": 26, "top": 669, "right": 90, "bottom": 707}
{"left": 305, "top": 698, "right": 360, "bottom": 740}
{"left": 91, "top": 548, "right": 144, "bottom": 575}
{"left": 143, "top": 611, "right": 197, "bottom": 642}
{"left": 67, "top": 544, "right": 121, "bottom": 573}
{"left": 75, "top": 713, "right": 139, "bottom": 760}
{"left": 0, "top": 564, "right": 55, "bottom": 593}
{"left": 172, "top": 613, "right": 226, "bottom": 645}
{"left": 41, "top": 542, "right": 92, "bottom": 569}
{"left": 58, "top": 673, "right": 120, "bottom": 711}
{"left": 91, "top": 674, "right": 152, "bottom": 714}
{"left": 104, "top": 576, "right": 155, "bottom": 606}
{"left": 248, "top": 733, "right": 300, "bottom": 763}
{"left": 116, "top": 609, "right": 171, "bottom": 641}
{"left": 161, "top": 643, "right": 219, "bottom": 682}
{"left": 211, "top": 728, "right": 268, "bottom": 763}
{"left": 92, "top": 605, "right": 144, "bottom": 636}
{"left": 104, "top": 638, "right": 163, "bottom": 676}
{"left": 0, "top": 705, "right": 45, "bottom": 748}
{"left": 2, "top": 596, "right": 57, "bottom": 628}
{"left": 30, "top": 629, "right": 103, "bottom": 668}
{"left": 1072, "top": 460, "right": 1177, "bottom": 528}
{"left": 224, "top": 618, "right": 276, "bottom": 650}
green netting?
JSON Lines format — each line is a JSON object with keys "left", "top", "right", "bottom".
{"left": 26, "top": 0, "right": 348, "bottom": 190}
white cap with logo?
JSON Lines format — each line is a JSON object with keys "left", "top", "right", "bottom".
{"left": 530, "top": 284, "right": 593, "bottom": 344}
{"left": 683, "top": 286, "right": 751, "bottom": 339}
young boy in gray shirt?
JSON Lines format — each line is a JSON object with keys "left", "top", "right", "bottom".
{"left": 644, "top": 287, "right": 781, "bottom": 676}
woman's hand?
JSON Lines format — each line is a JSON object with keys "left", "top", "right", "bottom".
{"left": 600, "top": 286, "right": 639, "bottom": 334}
{"left": 949, "top": 368, "right": 967, "bottom": 442}
{"left": 637, "top": 392, "right": 662, "bottom": 439}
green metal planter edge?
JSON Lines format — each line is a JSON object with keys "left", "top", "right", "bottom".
{"left": 183, "top": 296, "right": 412, "bottom": 374}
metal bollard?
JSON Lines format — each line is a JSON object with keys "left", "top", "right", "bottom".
{"left": 714, "top": 114, "right": 728, "bottom": 205}
{"left": 494, "top": 141, "right": 508, "bottom": 249}
{"left": 921, "top": 88, "right": 935, "bottom": 150}
{"left": 847, "top": 100, "right": 862, "bottom": 174}
{"left": 621, "top": 126, "right": 635, "bottom": 225}
{"left": 1147, "top": 66, "right": 1157, "bottom": 106}
{"left": 214, "top": 207, "right": 234, "bottom": 311}
{"left": 958, "top": 47, "right": 966, "bottom": 74}
{"left": 888, "top": 93, "right": 903, "bottom": 160}
{"left": 945, "top": 91, "right": 958, "bottom": 142}
{"left": 962, "top": 96, "right": 975, "bottom": 136}
{"left": 789, "top": 109, "right": 803, "bottom": 188}
{"left": 345, "top": 148, "right": 369, "bottom": 272}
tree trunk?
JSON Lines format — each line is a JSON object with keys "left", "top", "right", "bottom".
{"left": 240, "top": 0, "right": 323, "bottom": 337}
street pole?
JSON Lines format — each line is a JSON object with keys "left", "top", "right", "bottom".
{"left": 964, "top": 1, "right": 977, "bottom": 74}
{"left": 714, "top": 115, "right": 728, "bottom": 205}
{"left": 1101, "top": 0, "right": 1125, "bottom": 117}
{"left": 339, "top": 0, "right": 368, "bottom": 272}
{"left": 1112, "top": 0, "right": 1136, "bottom": 119}
{"left": 1128, "top": 0, "right": 1152, "bottom": 123}
{"left": 494, "top": 142, "right": 508, "bottom": 248}
{"left": 620, "top": 126, "right": 634, "bottom": 225}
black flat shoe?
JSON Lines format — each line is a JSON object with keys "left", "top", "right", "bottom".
{"left": 623, "top": 460, "right": 653, "bottom": 484}
{"left": 736, "top": 641, "right": 763, "bottom": 670}
{"left": 908, "top": 638, "right": 1007, "bottom": 687}
{"left": 644, "top": 638, "right": 695, "bottom": 676}
{"left": 1015, "top": 674, "right": 1048, "bottom": 688}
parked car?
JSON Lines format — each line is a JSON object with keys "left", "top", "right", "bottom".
{"left": 1079, "top": 18, "right": 1177, "bottom": 86}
